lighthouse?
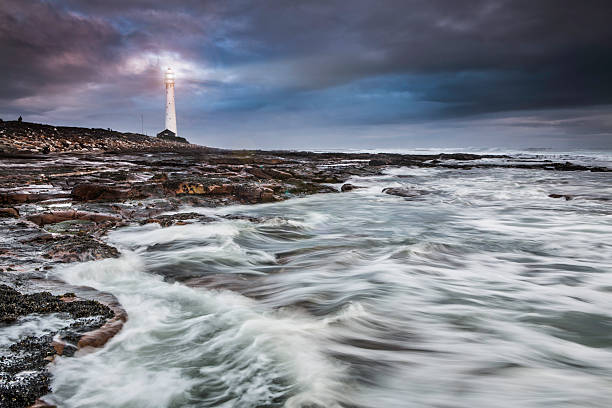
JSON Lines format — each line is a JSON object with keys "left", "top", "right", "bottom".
{"left": 164, "top": 67, "right": 177, "bottom": 135}
{"left": 157, "top": 67, "right": 188, "bottom": 143}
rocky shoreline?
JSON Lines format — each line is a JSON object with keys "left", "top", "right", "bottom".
{"left": 1, "top": 120, "right": 609, "bottom": 407}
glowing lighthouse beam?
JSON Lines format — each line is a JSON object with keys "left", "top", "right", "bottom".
{"left": 164, "top": 67, "right": 177, "bottom": 135}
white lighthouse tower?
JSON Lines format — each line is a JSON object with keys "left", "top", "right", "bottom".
{"left": 164, "top": 67, "right": 177, "bottom": 135}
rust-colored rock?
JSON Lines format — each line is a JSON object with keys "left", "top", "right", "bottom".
{"left": 27, "top": 210, "right": 121, "bottom": 227}
{"left": 77, "top": 316, "right": 124, "bottom": 349}
{"left": 264, "top": 168, "right": 293, "bottom": 180}
{"left": 247, "top": 167, "right": 273, "bottom": 179}
{"left": 175, "top": 182, "right": 207, "bottom": 195}
{"left": 0, "top": 207, "right": 19, "bottom": 218}
{"left": 208, "top": 184, "right": 234, "bottom": 195}
{"left": 29, "top": 399, "right": 56, "bottom": 408}
{"left": 151, "top": 172, "right": 169, "bottom": 182}
{"left": 71, "top": 183, "right": 129, "bottom": 201}
{"left": 233, "top": 185, "right": 279, "bottom": 203}
{"left": 0, "top": 192, "right": 66, "bottom": 204}
{"left": 52, "top": 340, "right": 65, "bottom": 355}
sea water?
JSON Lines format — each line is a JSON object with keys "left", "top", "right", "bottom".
{"left": 47, "top": 151, "right": 612, "bottom": 407}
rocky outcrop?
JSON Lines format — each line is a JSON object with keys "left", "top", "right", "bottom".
{"left": 0, "top": 285, "right": 114, "bottom": 323}
{"left": 0, "top": 285, "right": 117, "bottom": 408}
{"left": 382, "top": 187, "right": 429, "bottom": 199}
{"left": 140, "top": 212, "right": 216, "bottom": 228}
{"left": 0, "top": 121, "right": 205, "bottom": 155}
{"left": 27, "top": 235, "right": 120, "bottom": 263}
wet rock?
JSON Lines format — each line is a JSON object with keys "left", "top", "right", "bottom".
{"left": 208, "top": 184, "right": 234, "bottom": 195}
{"left": 0, "top": 285, "right": 114, "bottom": 323}
{"left": 438, "top": 153, "right": 482, "bottom": 161}
{"left": 233, "top": 185, "right": 279, "bottom": 203}
{"left": 221, "top": 214, "right": 267, "bottom": 223}
{"left": 141, "top": 212, "right": 216, "bottom": 228}
{"left": 382, "top": 187, "right": 429, "bottom": 199}
{"left": 71, "top": 183, "right": 128, "bottom": 202}
{"left": 77, "top": 317, "right": 124, "bottom": 349}
{"left": 43, "top": 220, "right": 96, "bottom": 235}
{"left": 0, "top": 371, "right": 51, "bottom": 408}
{"left": 174, "top": 181, "right": 207, "bottom": 195}
{"left": 369, "top": 159, "right": 388, "bottom": 166}
{"left": 263, "top": 168, "right": 293, "bottom": 180}
{"left": 29, "top": 399, "right": 56, "bottom": 407}
{"left": 340, "top": 184, "right": 364, "bottom": 192}
{"left": 0, "top": 193, "right": 67, "bottom": 205}
{"left": 549, "top": 193, "right": 573, "bottom": 200}
{"left": 27, "top": 210, "right": 120, "bottom": 227}
{"left": 287, "top": 180, "right": 338, "bottom": 196}
{"left": 0, "top": 285, "right": 116, "bottom": 408}
{"left": 0, "top": 207, "right": 19, "bottom": 218}
{"left": 28, "top": 235, "right": 120, "bottom": 263}
{"left": 150, "top": 172, "right": 168, "bottom": 182}
{"left": 246, "top": 167, "right": 273, "bottom": 180}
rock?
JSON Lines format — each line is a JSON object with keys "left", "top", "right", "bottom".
{"left": 438, "top": 153, "right": 482, "bottom": 161}
{"left": 264, "top": 168, "right": 293, "bottom": 180}
{"left": 340, "top": 183, "right": 364, "bottom": 192}
{"left": 27, "top": 210, "right": 121, "bottom": 227}
{"left": 29, "top": 399, "right": 56, "bottom": 407}
{"left": 221, "top": 214, "right": 267, "bottom": 223}
{"left": 287, "top": 180, "right": 339, "bottom": 195}
{"left": 0, "top": 285, "right": 116, "bottom": 408}
{"left": 174, "top": 182, "right": 207, "bottom": 195}
{"left": 233, "top": 185, "right": 279, "bottom": 203}
{"left": 0, "top": 284, "right": 114, "bottom": 323}
{"left": 369, "top": 159, "right": 388, "bottom": 166}
{"left": 382, "top": 187, "right": 428, "bottom": 199}
{"left": 28, "top": 235, "right": 120, "bottom": 263}
{"left": 77, "top": 318, "right": 124, "bottom": 349}
{"left": 151, "top": 172, "right": 168, "bottom": 182}
{"left": 140, "top": 212, "right": 216, "bottom": 228}
{"left": 71, "top": 183, "right": 128, "bottom": 201}
{"left": 0, "top": 207, "right": 19, "bottom": 218}
{"left": 246, "top": 167, "right": 272, "bottom": 179}
{"left": 208, "top": 184, "right": 234, "bottom": 195}
{"left": 549, "top": 193, "right": 573, "bottom": 200}
{"left": 0, "top": 192, "right": 68, "bottom": 205}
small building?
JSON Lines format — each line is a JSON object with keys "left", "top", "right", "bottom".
{"left": 156, "top": 129, "right": 189, "bottom": 144}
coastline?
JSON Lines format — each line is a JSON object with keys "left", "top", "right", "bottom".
{"left": 1, "top": 121, "right": 610, "bottom": 407}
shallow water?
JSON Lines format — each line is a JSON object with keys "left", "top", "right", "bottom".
{"left": 48, "top": 154, "right": 612, "bottom": 407}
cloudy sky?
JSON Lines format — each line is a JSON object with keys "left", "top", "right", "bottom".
{"left": 1, "top": 0, "right": 611, "bottom": 149}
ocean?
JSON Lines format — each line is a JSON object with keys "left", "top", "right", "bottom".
{"left": 45, "top": 150, "right": 612, "bottom": 407}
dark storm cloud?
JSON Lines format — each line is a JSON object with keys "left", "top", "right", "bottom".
{"left": 1, "top": 0, "right": 611, "bottom": 147}
{"left": 0, "top": 0, "right": 122, "bottom": 101}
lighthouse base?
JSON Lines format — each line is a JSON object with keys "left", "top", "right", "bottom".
{"left": 156, "top": 129, "right": 188, "bottom": 144}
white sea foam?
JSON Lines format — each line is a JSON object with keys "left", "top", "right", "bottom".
{"left": 48, "top": 250, "right": 350, "bottom": 407}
